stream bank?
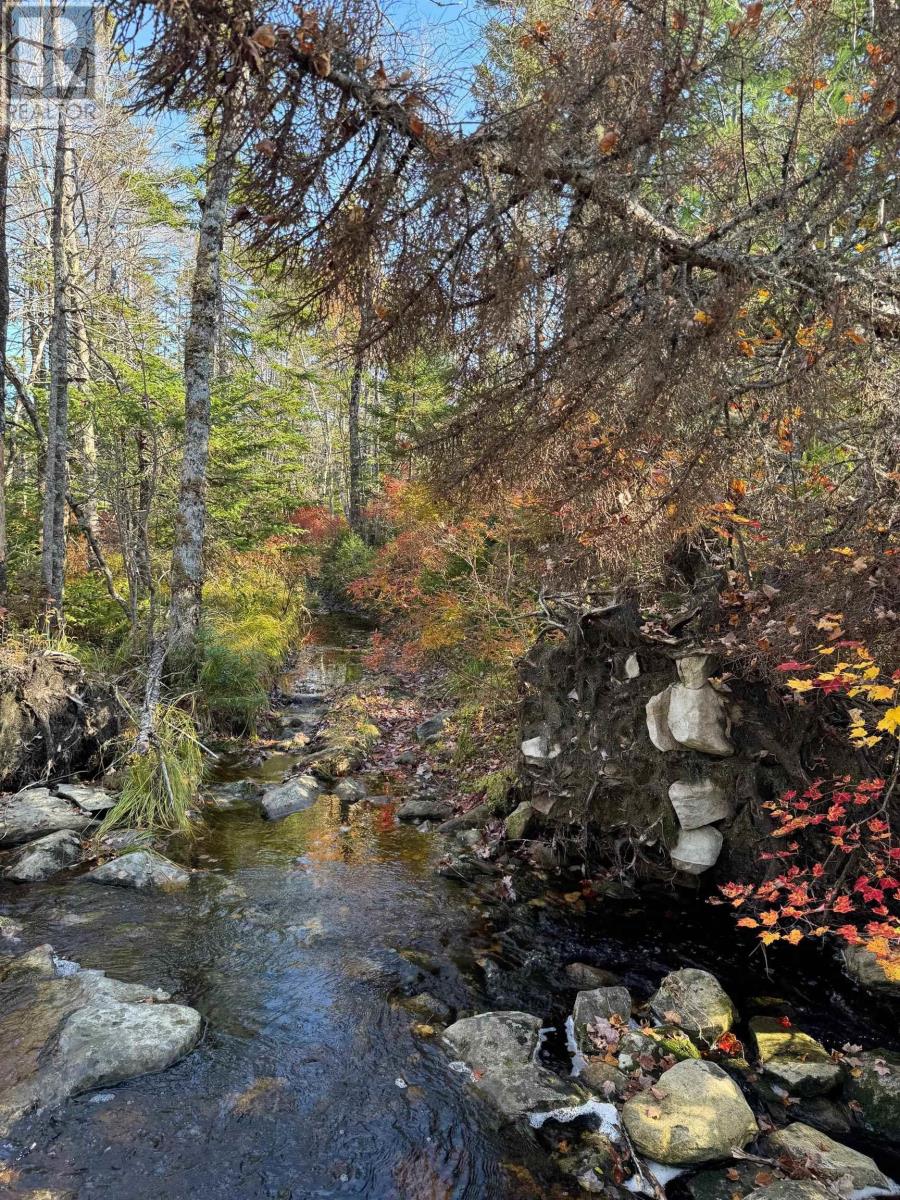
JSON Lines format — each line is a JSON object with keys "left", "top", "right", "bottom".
{"left": 0, "top": 617, "right": 898, "bottom": 1199}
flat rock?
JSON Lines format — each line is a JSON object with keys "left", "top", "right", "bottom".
{"left": 0, "top": 945, "right": 201, "bottom": 1132}
{"left": 765, "top": 1122, "right": 894, "bottom": 1194}
{"left": 666, "top": 684, "right": 733, "bottom": 756}
{"left": 671, "top": 825, "right": 723, "bottom": 874}
{"left": 622, "top": 1059, "right": 757, "bottom": 1165}
{"left": 0, "top": 789, "right": 91, "bottom": 847}
{"left": 260, "top": 774, "right": 321, "bottom": 820}
{"left": 649, "top": 968, "right": 736, "bottom": 1044}
{"left": 55, "top": 783, "right": 116, "bottom": 813}
{"left": 397, "top": 798, "right": 452, "bottom": 822}
{"left": 573, "top": 987, "right": 632, "bottom": 1051}
{"left": 85, "top": 850, "right": 190, "bottom": 890}
{"left": 844, "top": 1050, "right": 900, "bottom": 1147}
{"left": 747, "top": 1185, "right": 831, "bottom": 1200}
{"left": 3, "top": 829, "right": 83, "bottom": 883}
{"left": 669, "top": 779, "right": 732, "bottom": 830}
{"left": 442, "top": 1010, "right": 582, "bottom": 1119}
{"left": 750, "top": 1016, "right": 841, "bottom": 1097}
{"left": 646, "top": 687, "right": 678, "bottom": 752}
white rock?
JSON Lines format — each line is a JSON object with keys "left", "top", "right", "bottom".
{"left": 666, "top": 684, "right": 733, "bottom": 756}
{"left": 675, "top": 654, "right": 713, "bottom": 689}
{"left": 521, "top": 735, "right": 548, "bottom": 759}
{"left": 668, "top": 780, "right": 732, "bottom": 830}
{"left": 646, "top": 688, "right": 677, "bottom": 752}
{"left": 671, "top": 826, "right": 723, "bottom": 874}
{"left": 625, "top": 654, "right": 640, "bottom": 679}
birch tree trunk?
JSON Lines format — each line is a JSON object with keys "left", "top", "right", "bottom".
{"left": 347, "top": 340, "right": 365, "bottom": 532}
{"left": 0, "top": 0, "right": 11, "bottom": 613}
{"left": 41, "top": 16, "right": 74, "bottom": 633}
{"left": 167, "top": 97, "right": 243, "bottom": 662}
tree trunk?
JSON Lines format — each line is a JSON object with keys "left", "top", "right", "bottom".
{"left": 167, "top": 99, "right": 242, "bottom": 662}
{"left": 41, "top": 19, "right": 74, "bottom": 634}
{"left": 0, "top": 0, "right": 11, "bottom": 615}
{"left": 347, "top": 339, "right": 365, "bottom": 532}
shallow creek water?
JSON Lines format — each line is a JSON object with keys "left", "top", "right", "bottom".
{"left": 1, "top": 617, "right": 898, "bottom": 1199}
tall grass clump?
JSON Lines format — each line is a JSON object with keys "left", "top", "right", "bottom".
{"left": 102, "top": 703, "right": 202, "bottom": 834}
{"left": 198, "top": 549, "right": 309, "bottom": 731}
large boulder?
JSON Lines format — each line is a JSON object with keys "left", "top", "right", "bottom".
{"left": 844, "top": 1050, "right": 900, "bottom": 1147}
{"left": 0, "top": 945, "right": 201, "bottom": 1132}
{"left": 765, "top": 1123, "right": 894, "bottom": 1194}
{"left": 622, "top": 1059, "right": 757, "bottom": 1164}
{"left": 55, "top": 783, "right": 116, "bottom": 813}
{"left": 666, "top": 684, "right": 733, "bottom": 756}
{"left": 649, "top": 968, "right": 736, "bottom": 1045}
{"left": 442, "top": 1010, "right": 583, "bottom": 1120}
{"left": 669, "top": 779, "right": 732, "bottom": 830}
{"left": 671, "top": 826, "right": 724, "bottom": 874}
{"left": 260, "top": 774, "right": 321, "bottom": 820}
{"left": 0, "top": 788, "right": 91, "bottom": 847}
{"left": 749, "top": 1017, "right": 841, "bottom": 1097}
{"left": 3, "top": 829, "right": 83, "bottom": 883}
{"left": 85, "top": 850, "right": 190, "bottom": 890}
{"left": 573, "top": 987, "right": 632, "bottom": 1051}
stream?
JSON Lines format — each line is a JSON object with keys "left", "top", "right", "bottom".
{"left": 1, "top": 617, "right": 898, "bottom": 1199}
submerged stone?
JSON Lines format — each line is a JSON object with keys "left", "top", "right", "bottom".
{"left": 260, "top": 774, "right": 321, "bottom": 820}
{"left": 396, "top": 798, "right": 452, "bottom": 821}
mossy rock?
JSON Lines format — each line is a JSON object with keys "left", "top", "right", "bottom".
{"left": 645, "top": 1024, "right": 701, "bottom": 1060}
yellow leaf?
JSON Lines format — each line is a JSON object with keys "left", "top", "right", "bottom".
{"left": 866, "top": 685, "right": 895, "bottom": 702}
{"left": 785, "top": 930, "right": 804, "bottom": 945}
{"left": 787, "top": 679, "right": 814, "bottom": 692}
{"left": 760, "top": 931, "right": 781, "bottom": 945}
{"left": 876, "top": 706, "right": 900, "bottom": 735}
{"left": 693, "top": 310, "right": 714, "bottom": 325}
